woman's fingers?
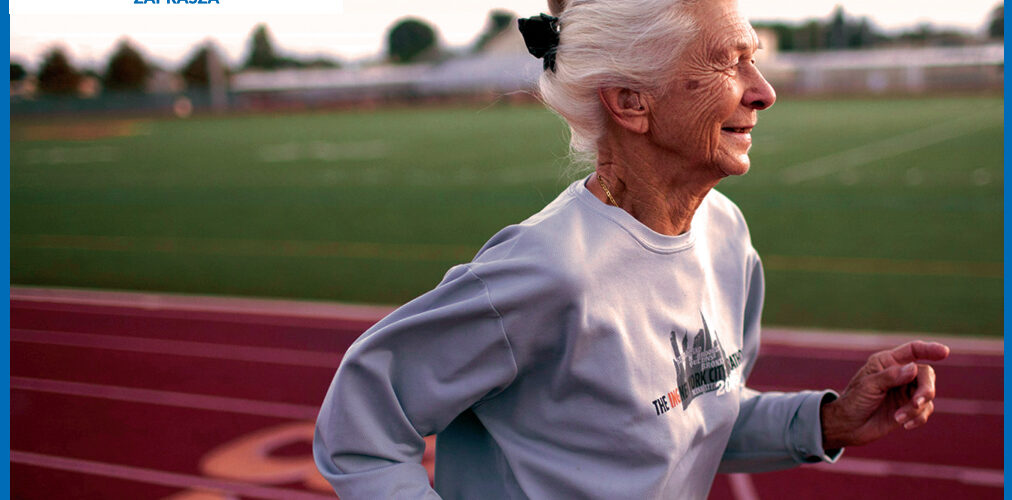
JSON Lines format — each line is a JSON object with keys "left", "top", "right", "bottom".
{"left": 869, "top": 341, "right": 950, "bottom": 370}
{"left": 901, "top": 401, "right": 935, "bottom": 430}
{"left": 911, "top": 363, "right": 937, "bottom": 407}
{"left": 893, "top": 364, "right": 937, "bottom": 426}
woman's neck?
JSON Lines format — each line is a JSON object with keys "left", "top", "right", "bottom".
{"left": 590, "top": 141, "right": 722, "bottom": 237}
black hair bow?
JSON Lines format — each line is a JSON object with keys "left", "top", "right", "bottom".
{"left": 517, "top": 13, "right": 560, "bottom": 72}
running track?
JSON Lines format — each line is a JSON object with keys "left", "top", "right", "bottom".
{"left": 10, "top": 287, "right": 1003, "bottom": 499}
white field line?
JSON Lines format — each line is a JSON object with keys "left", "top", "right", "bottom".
{"left": 257, "top": 140, "right": 388, "bottom": 163}
{"left": 12, "top": 286, "right": 1001, "bottom": 355}
{"left": 806, "top": 457, "right": 1003, "bottom": 488}
{"left": 11, "top": 328, "right": 342, "bottom": 368}
{"left": 11, "top": 451, "right": 336, "bottom": 500}
{"left": 780, "top": 112, "right": 998, "bottom": 184}
{"left": 726, "top": 473, "right": 760, "bottom": 500}
{"left": 760, "top": 254, "right": 1001, "bottom": 279}
{"left": 23, "top": 145, "right": 118, "bottom": 165}
{"left": 11, "top": 376, "right": 320, "bottom": 421}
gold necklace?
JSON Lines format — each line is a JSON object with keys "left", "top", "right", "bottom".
{"left": 597, "top": 174, "right": 619, "bottom": 207}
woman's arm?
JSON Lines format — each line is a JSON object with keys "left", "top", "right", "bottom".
{"left": 718, "top": 254, "right": 842, "bottom": 472}
{"left": 719, "top": 253, "right": 948, "bottom": 472}
{"left": 313, "top": 265, "right": 518, "bottom": 499}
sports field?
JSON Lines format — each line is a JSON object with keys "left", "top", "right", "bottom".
{"left": 10, "top": 95, "right": 1003, "bottom": 336}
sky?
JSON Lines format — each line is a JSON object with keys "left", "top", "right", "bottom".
{"left": 10, "top": 0, "right": 1003, "bottom": 71}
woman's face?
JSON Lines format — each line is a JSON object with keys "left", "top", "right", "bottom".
{"left": 648, "top": 0, "right": 776, "bottom": 178}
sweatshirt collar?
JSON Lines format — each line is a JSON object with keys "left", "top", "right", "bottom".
{"left": 572, "top": 175, "right": 698, "bottom": 254}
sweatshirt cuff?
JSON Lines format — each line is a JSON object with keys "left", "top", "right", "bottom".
{"left": 788, "top": 390, "right": 843, "bottom": 464}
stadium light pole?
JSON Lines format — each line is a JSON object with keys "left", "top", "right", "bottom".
{"left": 207, "top": 46, "right": 228, "bottom": 113}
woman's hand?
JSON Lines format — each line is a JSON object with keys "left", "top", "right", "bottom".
{"left": 820, "top": 341, "right": 950, "bottom": 450}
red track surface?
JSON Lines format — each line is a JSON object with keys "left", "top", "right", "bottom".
{"left": 10, "top": 287, "right": 1003, "bottom": 499}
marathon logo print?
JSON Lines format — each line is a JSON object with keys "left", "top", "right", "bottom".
{"left": 653, "top": 311, "right": 743, "bottom": 415}
{"left": 651, "top": 388, "right": 683, "bottom": 416}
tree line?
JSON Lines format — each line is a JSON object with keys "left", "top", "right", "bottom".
{"left": 11, "top": 23, "right": 348, "bottom": 96}
{"left": 755, "top": 4, "right": 1002, "bottom": 52}
{"left": 10, "top": 11, "right": 512, "bottom": 97}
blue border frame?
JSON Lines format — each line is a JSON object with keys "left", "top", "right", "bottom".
{"left": 1, "top": 6, "right": 1010, "bottom": 495}
{"left": 1003, "top": 4, "right": 1010, "bottom": 483}
{"left": 3, "top": 4, "right": 12, "bottom": 492}
{"left": 1003, "top": 6, "right": 1009, "bottom": 487}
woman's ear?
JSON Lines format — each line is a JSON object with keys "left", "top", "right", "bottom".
{"left": 598, "top": 87, "right": 650, "bottom": 135}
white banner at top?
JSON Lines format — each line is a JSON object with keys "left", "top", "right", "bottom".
{"left": 10, "top": 0, "right": 343, "bottom": 15}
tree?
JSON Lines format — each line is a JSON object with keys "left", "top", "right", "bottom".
{"left": 827, "top": 6, "right": 848, "bottom": 49}
{"left": 104, "top": 40, "right": 151, "bottom": 91}
{"left": 988, "top": 4, "right": 1003, "bottom": 38}
{"left": 793, "top": 20, "right": 826, "bottom": 51}
{"left": 243, "top": 24, "right": 283, "bottom": 70}
{"left": 182, "top": 45, "right": 212, "bottom": 87}
{"left": 181, "top": 43, "right": 229, "bottom": 88}
{"left": 848, "top": 18, "right": 878, "bottom": 49}
{"left": 37, "top": 47, "right": 82, "bottom": 95}
{"left": 474, "top": 10, "right": 516, "bottom": 52}
{"left": 10, "top": 61, "right": 27, "bottom": 82}
{"left": 387, "top": 18, "right": 438, "bottom": 63}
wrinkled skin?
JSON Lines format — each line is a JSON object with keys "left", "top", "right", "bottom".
{"left": 821, "top": 341, "right": 949, "bottom": 449}
{"left": 647, "top": 0, "right": 776, "bottom": 178}
{"left": 591, "top": 0, "right": 776, "bottom": 236}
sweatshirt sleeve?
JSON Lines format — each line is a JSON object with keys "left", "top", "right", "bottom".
{"left": 718, "top": 388, "right": 842, "bottom": 472}
{"left": 718, "top": 252, "right": 843, "bottom": 473}
{"left": 313, "top": 264, "right": 518, "bottom": 499}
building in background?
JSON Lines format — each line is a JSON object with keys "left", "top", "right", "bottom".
{"left": 760, "top": 41, "right": 1003, "bottom": 95}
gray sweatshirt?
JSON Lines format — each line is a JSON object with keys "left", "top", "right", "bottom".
{"left": 314, "top": 177, "right": 840, "bottom": 499}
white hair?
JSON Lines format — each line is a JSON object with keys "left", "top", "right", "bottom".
{"left": 538, "top": 0, "right": 700, "bottom": 159}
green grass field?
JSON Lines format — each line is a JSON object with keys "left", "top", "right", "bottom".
{"left": 11, "top": 95, "right": 1003, "bottom": 336}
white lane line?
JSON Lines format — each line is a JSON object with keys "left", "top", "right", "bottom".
{"left": 751, "top": 385, "right": 1002, "bottom": 416}
{"left": 11, "top": 376, "right": 320, "bottom": 421}
{"left": 11, "top": 451, "right": 336, "bottom": 500}
{"left": 12, "top": 286, "right": 1000, "bottom": 354}
{"left": 12, "top": 329, "right": 342, "bottom": 369}
{"left": 12, "top": 300, "right": 377, "bottom": 331}
{"left": 758, "top": 345, "right": 1002, "bottom": 368}
{"left": 931, "top": 398, "right": 1005, "bottom": 416}
{"left": 17, "top": 329, "right": 1000, "bottom": 416}
{"left": 780, "top": 112, "right": 998, "bottom": 184}
{"left": 727, "top": 473, "right": 760, "bottom": 500}
{"left": 762, "top": 328, "right": 1003, "bottom": 357}
{"left": 807, "top": 457, "right": 1003, "bottom": 488}
{"left": 11, "top": 233, "right": 476, "bottom": 264}
{"left": 11, "top": 285, "right": 395, "bottom": 323}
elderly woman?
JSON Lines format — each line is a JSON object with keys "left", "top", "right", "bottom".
{"left": 314, "top": 0, "right": 949, "bottom": 497}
